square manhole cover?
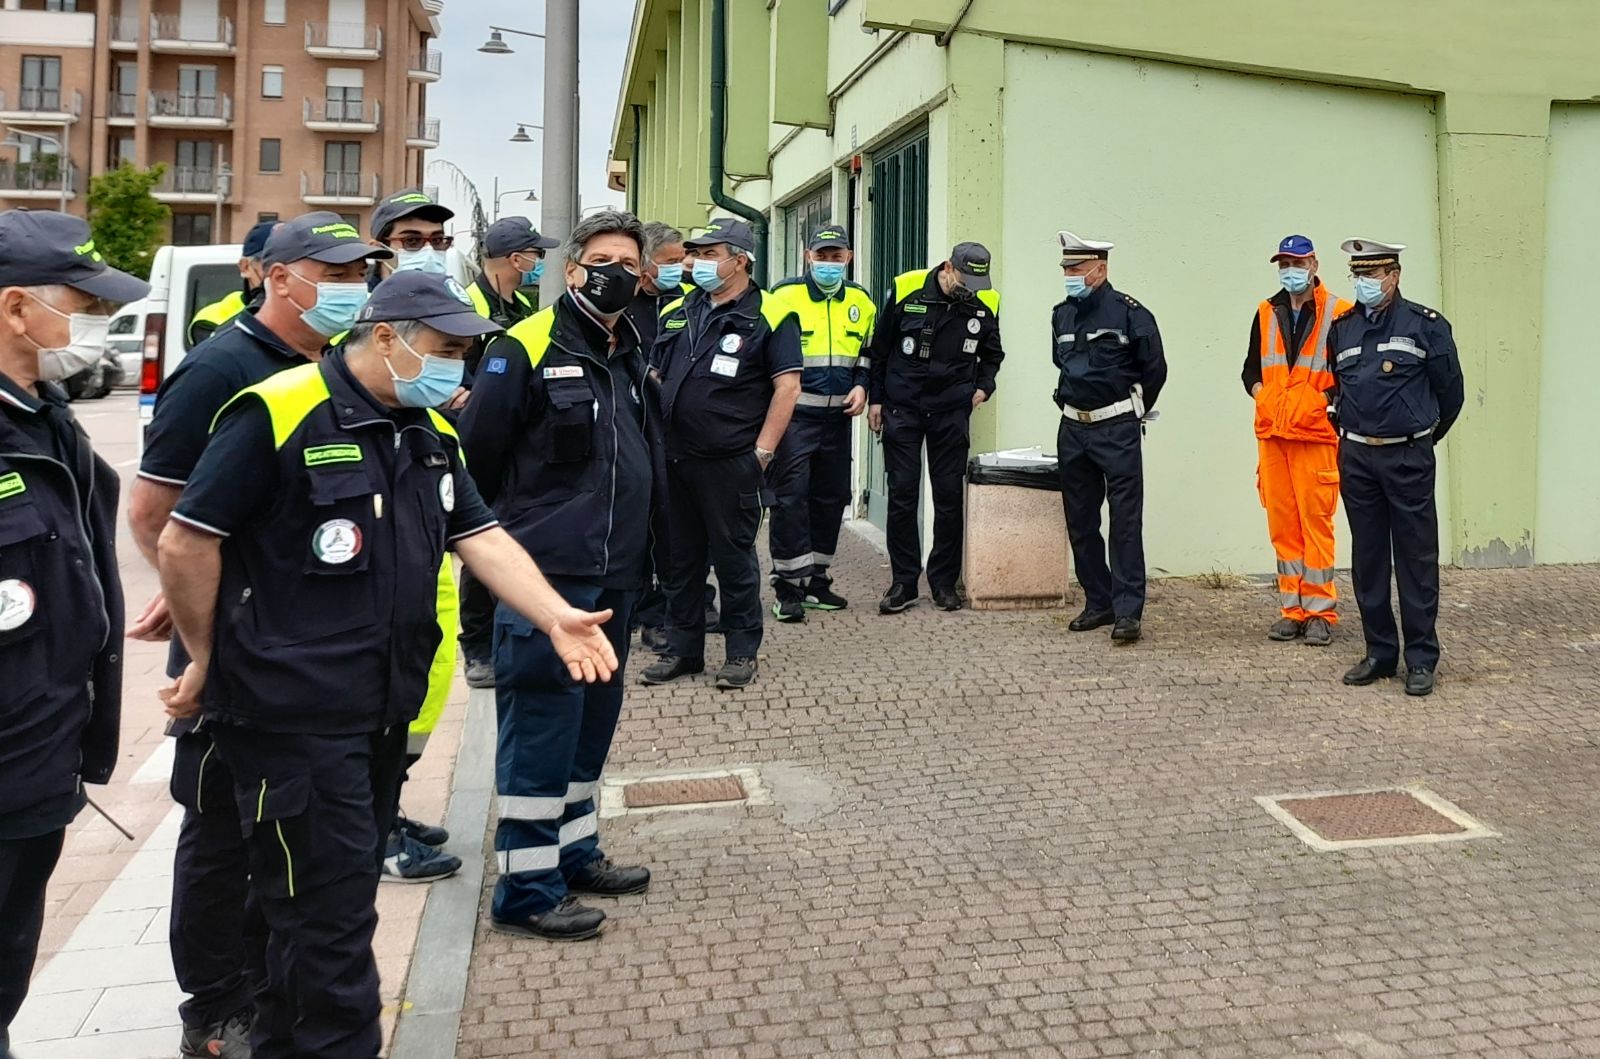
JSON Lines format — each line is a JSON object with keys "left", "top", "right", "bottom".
{"left": 623, "top": 775, "right": 746, "bottom": 809}
{"left": 1256, "top": 787, "right": 1498, "bottom": 851}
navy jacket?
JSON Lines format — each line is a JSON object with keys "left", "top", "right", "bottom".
{"left": 868, "top": 269, "right": 1004, "bottom": 414}
{"left": 1326, "top": 294, "right": 1465, "bottom": 441}
{"left": 1050, "top": 281, "right": 1167, "bottom": 414}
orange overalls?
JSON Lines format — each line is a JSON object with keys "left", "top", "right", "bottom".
{"left": 1252, "top": 284, "right": 1353, "bottom": 623}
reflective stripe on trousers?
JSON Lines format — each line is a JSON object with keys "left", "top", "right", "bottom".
{"left": 1257, "top": 436, "right": 1339, "bottom": 623}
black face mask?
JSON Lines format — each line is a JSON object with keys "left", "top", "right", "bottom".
{"left": 949, "top": 282, "right": 976, "bottom": 304}
{"left": 573, "top": 261, "right": 639, "bottom": 316}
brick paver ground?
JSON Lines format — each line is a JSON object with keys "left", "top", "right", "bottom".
{"left": 453, "top": 522, "right": 1600, "bottom": 1059}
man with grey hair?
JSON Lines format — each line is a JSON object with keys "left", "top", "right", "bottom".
{"left": 461, "top": 208, "right": 661, "bottom": 942}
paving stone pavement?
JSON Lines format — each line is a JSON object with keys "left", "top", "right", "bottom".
{"left": 453, "top": 528, "right": 1600, "bottom": 1059}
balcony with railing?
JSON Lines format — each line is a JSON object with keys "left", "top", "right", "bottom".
{"left": 300, "top": 169, "right": 381, "bottom": 206}
{"left": 303, "top": 97, "right": 381, "bottom": 133}
{"left": 106, "top": 90, "right": 138, "bottom": 124}
{"left": 305, "top": 21, "right": 383, "bottom": 59}
{"left": 151, "top": 165, "right": 229, "bottom": 203}
{"left": 0, "top": 7, "right": 95, "bottom": 49}
{"left": 147, "top": 91, "right": 233, "bottom": 127}
{"left": 0, "top": 157, "right": 78, "bottom": 200}
{"left": 149, "top": 13, "right": 236, "bottom": 53}
{"left": 408, "top": 48, "right": 442, "bottom": 82}
{"left": 109, "top": 12, "right": 140, "bottom": 47}
{"left": 0, "top": 87, "right": 84, "bottom": 124}
{"left": 406, "top": 117, "right": 440, "bottom": 148}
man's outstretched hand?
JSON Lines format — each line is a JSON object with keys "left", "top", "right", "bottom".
{"left": 549, "top": 607, "right": 619, "bottom": 683}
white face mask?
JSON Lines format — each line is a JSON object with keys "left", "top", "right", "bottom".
{"left": 24, "top": 293, "right": 109, "bottom": 382}
{"left": 393, "top": 247, "right": 447, "bottom": 275}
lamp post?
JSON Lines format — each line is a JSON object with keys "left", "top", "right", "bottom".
{"left": 492, "top": 185, "right": 539, "bottom": 222}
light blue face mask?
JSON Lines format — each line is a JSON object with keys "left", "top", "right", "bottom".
{"left": 394, "top": 247, "right": 447, "bottom": 276}
{"left": 520, "top": 259, "right": 544, "bottom": 286}
{"left": 811, "top": 262, "right": 847, "bottom": 290}
{"left": 692, "top": 258, "right": 726, "bottom": 293}
{"left": 289, "top": 272, "right": 368, "bottom": 337}
{"left": 1279, "top": 267, "right": 1311, "bottom": 294}
{"left": 654, "top": 262, "right": 684, "bottom": 290}
{"left": 1064, "top": 275, "right": 1090, "bottom": 300}
{"left": 1353, "top": 276, "right": 1386, "bottom": 307}
{"left": 388, "top": 332, "right": 465, "bottom": 408}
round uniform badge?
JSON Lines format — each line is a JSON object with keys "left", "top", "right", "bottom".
{"left": 438, "top": 474, "right": 455, "bottom": 513}
{"left": 901, "top": 336, "right": 915, "bottom": 355}
{"left": 967, "top": 317, "right": 981, "bottom": 335}
{"left": 720, "top": 334, "right": 742, "bottom": 354}
{"left": 312, "top": 519, "right": 362, "bottom": 565}
{"left": 848, "top": 305, "right": 861, "bottom": 323}
{"left": 1381, "top": 360, "right": 1394, "bottom": 373}
{"left": 0, "top": 578, "right": 35, "bottom": 632}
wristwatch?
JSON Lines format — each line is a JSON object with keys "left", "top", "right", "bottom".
{"left": 755, "top": 447, "right": 775, "bottom": 468}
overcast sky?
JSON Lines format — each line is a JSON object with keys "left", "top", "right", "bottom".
{"left": 429, "top": 1, "right": 630, "bottom": 244}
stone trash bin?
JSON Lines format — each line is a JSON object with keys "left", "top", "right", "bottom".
{"left": 963, "top": 448, "right": 1073, "bottom": 610}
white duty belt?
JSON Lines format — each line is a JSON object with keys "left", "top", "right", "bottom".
{"left": 1061, "top": 383, "right": 1147, "bottom": 425}
{"left": 1339, "top": 426, "right": 1434, "bottom": 446}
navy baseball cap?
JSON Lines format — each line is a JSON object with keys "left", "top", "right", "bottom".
{"left": 370, "top": 189, "right": 454, "bottom": 239}
{"left": 357, "top": 271, "right": 502, "bottom": 338}
{"left": 950, "top": 241, "right": 993, "bottom": 291}
{"left": 483, "top": 216, "right": 560, "bottom": 258}
{"left": 263, "top": 211, "right": 393, "bottom": 269}
{"left": 241, "top": 220, "right": 276, "bottom": 260}
{"left": 1270, "top": 234, "right": 1316, "bottom": 261}
{"left": 685, "top": 218, "right": 756, "bottom": 254}
{"left": 0, "top": 209, "right": 149, "bottom": 303}
{"left": 807, "top": 224, "right": 851, "bottom": 251}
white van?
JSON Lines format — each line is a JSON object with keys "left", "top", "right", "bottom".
{"left": 104, "top": 298, "right": 148, "bottom": 387}
{"left": 137, "top": 243, "right": 244, "bottom": 431}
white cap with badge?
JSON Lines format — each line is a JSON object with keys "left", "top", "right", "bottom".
{"left": 1058, "top": 230, "right": 1115, "bottom": 265}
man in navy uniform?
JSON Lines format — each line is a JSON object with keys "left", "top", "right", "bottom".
{"left": 867, "top": 242, "right": 1005, "bottom": 615}
{"left": 188, "top": 219, "right": 276, "bottom": 346}
{"left": 0, "top": 209, "right": 147, "bottom": 1059}
{"left": 1328, "top": 238, "right": 1464, "bottom": 696}
{"left": 461, "top": 209, "right": 660, "bottom": 942}
{"left": 129, "top": 212, "right": 395, "bottom": 1057}
{"left": 1051, "top": 230, "right": 1167, "bottom": 645}
{"left": 156, "top": 271, "right": 620, "bottom": 1059}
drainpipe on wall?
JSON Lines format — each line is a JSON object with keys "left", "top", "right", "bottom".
{"left": 709, "top": 0, "right": 768, "bottom": 286}
{"left": 629, "top": 104, "right": 643, "bottom": 216}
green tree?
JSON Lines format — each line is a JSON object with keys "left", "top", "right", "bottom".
{"left": 87, "top": 163, "right": 171, "bottom": 279}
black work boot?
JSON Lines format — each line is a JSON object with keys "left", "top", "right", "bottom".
{"left": 569, "top": 857, "right": 651, "bottom": 896}
{"left": 639, "top": 655, "right": 705, "bottom": 685}
{"left": 491, "top": 896, "right": 606, "bottom": 942}
{"left": 1068, "top": 606, "right": 1115, "bottom": 632}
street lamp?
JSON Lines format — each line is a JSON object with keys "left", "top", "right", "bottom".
{"left": 508, "top": 122, "right": 544, "bottom": 143}
{"left": 491, "top": 180, "right": 539, "bottom": 222}
{"left": 1, "top": 128, "right": 68, "bottom": 212}
{"left": 478, "top": 25, "right": 544, "bottom": 53}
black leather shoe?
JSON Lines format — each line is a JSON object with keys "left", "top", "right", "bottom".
{"left": 931, "top": 587, "right": 964, "bottom": 612}
{"left": 1267, "top": 618, "right": 1303, "bottom": 641}
{"left": 569, "top": 857, "right": 651, "bottom": 897}
{"left": 1302, "top": 617, "right": 1332, "bottom": 647}
{"left": 1068, "top": 607, "right": 1115, "bottom": 632}
{"left": 878, "top": 584, "right": 916, "bottom": 614}
{"left": 639, "top": 655, "right": 704, "bottom": 685}
{"left": 464, "top": 657, "right": 495, "bottom": 688}
{"left": 1110, "top": 617, "right": 1142, "bottom": 644}
{"left": 490, "top": 896, "right": 606, "bottom": 942}
{"left": 1342, "top": 657, "right": 1397, "bottom": 685}
{"left": 1404, "top": 666, "right": 1435, "bottom": 697}
{"left": 714, "top": 656, "right": 758, "bottom": 689}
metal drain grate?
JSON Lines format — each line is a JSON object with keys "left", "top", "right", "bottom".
{"left": 1255, "top": 786, "right": 1498, "bottom": 851}
{"left": 622, "top": 775, "right": 747, "bottom": 809}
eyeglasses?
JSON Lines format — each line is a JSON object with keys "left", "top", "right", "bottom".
{"left": 385, "top": 233, "right": 454, "bottom": 251}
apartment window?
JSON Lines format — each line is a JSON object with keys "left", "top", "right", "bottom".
{"left": 263, "top": 0, "right": 286, "bottom": 24}
{"left": 110, "top": 136, "right": 135, "bottom": 168}
{"left": 258, "top": 138, "right": 281, "bottom": 173}
{"left": 45, "top": 0, "right": 80, "bottom": 11}
{"left": 324, "top": 142, "right": 361, "bottom": 196}
{"left": 340, "top": 214, "right": 360, "bottom": 228}
{"left": 178, "top": 65, "right": 219, "bottom": 117}
{"left": 172, "top": 214, "right": 214, "bottom": 246}
{"left": 175, "top": 139, "right": 217, "bottom": 193}
{"left": 780, "top": 183, "right": 833, "bottom": 281}
{"left": 261, "top": 66, "right": 284, "bottom": 99}
{"left": 112, "top": 62, "right": 137, "bottom": 118}
{"left": 325, "top": 69, "right": 364, "bottom": 121}
{"left": 20, "top": 56, "right": 62, "bottom": 113}
{"left": 257, "top": 212, "right": 280, "bottom": 222}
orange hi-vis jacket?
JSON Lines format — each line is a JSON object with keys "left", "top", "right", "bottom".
{"left": 1252, "top": 283, "right": 1353, "bottom": 445}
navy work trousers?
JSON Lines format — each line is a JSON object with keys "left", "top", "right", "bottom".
{"left": 492, "top": 581, "right": 637, "bottom": 922}
{"left": 882, "top": 405, "right": 971, "bottom": 595}
{"left": 1339, "top": 436, "right": 1442, "bottom": 669}
{"left": 767, "top": 411, "right": 852, "bottom": 595}
{"left": 665, "top": 454, "right": 768, "bottom": 660}
{"left": 1057, "top": 415, "right": 1146, "bottom": 620}
{"left": 0, "top": 827, "right": 64, "bottom": 1053}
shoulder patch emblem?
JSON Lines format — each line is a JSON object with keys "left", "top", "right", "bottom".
{"left": 0, "top": 578, "right": 35, "bottom": 632}
{"left": 848, "top": 305, "right": 861, "bottom": 323}
{"left": 438, "top": 474, "right": 455, "bottom": 513}
{"left": 0, "top": 471, "right": 24, "bottom": 500}
{"left": 485, "top": 356, "right": 508, "bottom": 374}
{"left": 311, "top": 519, "right": 362, "bottom": 565}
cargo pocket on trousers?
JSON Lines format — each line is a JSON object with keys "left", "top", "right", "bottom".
{"left": 1315, "top": 469, "right": 1341, "bottom": 516}
{"left": 235, "top": 773, "right": 312, "bottom": 899}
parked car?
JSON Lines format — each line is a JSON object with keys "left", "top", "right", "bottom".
{"left": 63, "top": 350, "right": 124, "bottom": 401}
{"left": 137, "top": 243, "right": 243, "bottom": 439}
{"left": 103, "top": 298, "right": 148, "bottom": 388}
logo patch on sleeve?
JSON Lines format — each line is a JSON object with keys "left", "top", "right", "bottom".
{"left": 543, "top": 365, "right": 584, "bottom": 380}
{"left": 485, "top": 357, "right": 508, "bottom": 374}
{"left": 0, "top": 472, "right": 24, "bottom": 500}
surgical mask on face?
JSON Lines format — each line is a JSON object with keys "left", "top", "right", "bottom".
{"left": 692, "top": 258, "right": 727, "bottom": 293}
{"left": 387, "top": 331, "right": 465, "bottom": 408}
{"left": 1353, "top": 276, "right": 1386, "bottom": 307}
{"left": 811, "top": 262, "right": 847, "bottom": 290}
{"left": 571, "top": 261, "right": 639, "bottom": 317}
{"left": 24, "top": 295, "right": 109, "bottom": 382}
{"left": 518, "top": 257, "right": 545, "bottom": 286}
{"left": 653, "top": 262, "right": 684, "bottom": 290}
{"left": 287, "top": 270, "right": 369, "bottom": 337}
{"left": 394, "top": 246, "right": 447, "bottom": 275}
{"left": 1064, "top": 275, "right": 1091, "bottom": 300}
{"left": 1278, "top": 267, "right": 1311, "bottom": 294}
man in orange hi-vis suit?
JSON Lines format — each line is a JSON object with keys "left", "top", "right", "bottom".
{"left": 1242, "top": 235, "right": 1353, "bottom": 646}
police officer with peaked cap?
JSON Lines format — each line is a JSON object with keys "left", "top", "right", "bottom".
{"left": 1051, "top": 229, "right": 1168, "bottom": 644}
{"left": 0, "top": 209, "right": 148, "bottom": 1059}
{"left": 155, "top": 269, "right": 621, "bottom": 1059}
{"left": 640, "top": 217, "right": 803, "bottom": 690}
{"left": 1327, "top": 238, "right": 1464, "bottom": 697}
{"left": 867, "top": 241, "right": 1006, "bottom": 615}
{"left": 765, "top": 224, "right": 877, "bottom": 620}
{"left": 127, "top": 210, "right": 393, "bottom": 1057}
{"left": 189, "top": 219, "right": 278, "bottom": 346}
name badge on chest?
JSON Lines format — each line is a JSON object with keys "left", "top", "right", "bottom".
{"left": 710, "top": 354, "right": 740, "bottom": 378}
{"left": 544, "top": 365, "right": 584, "bottom": 380}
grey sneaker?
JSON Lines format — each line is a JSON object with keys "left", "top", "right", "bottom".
{"left": 1303, "top": 617, "right": 1332, "bottom": 646}
{"left": 464, "top": 657, "right": 495, "bottom": 688}
{"left": 1268, "top": 618, "right": 1304, "bottom": 641}
{"left": 381, "top": 830, "right": 461, "bottom": 883}
{"left": 179, "top": 1008, "right": 251, "bottom": 1058}
{"left": 714, "top": 657, "right": 758, "bottom": 689}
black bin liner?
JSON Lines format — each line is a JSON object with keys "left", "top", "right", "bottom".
{"left": 965, "top": 455, "right": 1061, "bottom": 493}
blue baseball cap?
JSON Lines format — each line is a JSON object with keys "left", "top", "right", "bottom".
{"left": 1271, "top": 234, "right": 1315, "bottom": 261}
{"left": 357, "top": 271, "right": 502, "bottom": 338}
{"left": 241, "top": 220, "right": 276, "bottom": 260}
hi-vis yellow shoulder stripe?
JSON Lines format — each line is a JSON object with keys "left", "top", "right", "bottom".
{"left": 0, "top": 472, "right": 24, "bottom": 500}
{"left": 303, "top": 443, "right": 363, "bottom": 467}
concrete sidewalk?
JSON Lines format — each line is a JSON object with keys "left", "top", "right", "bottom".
{"left": 447, "top": 526, "right": 1600, "bottom": 1058}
